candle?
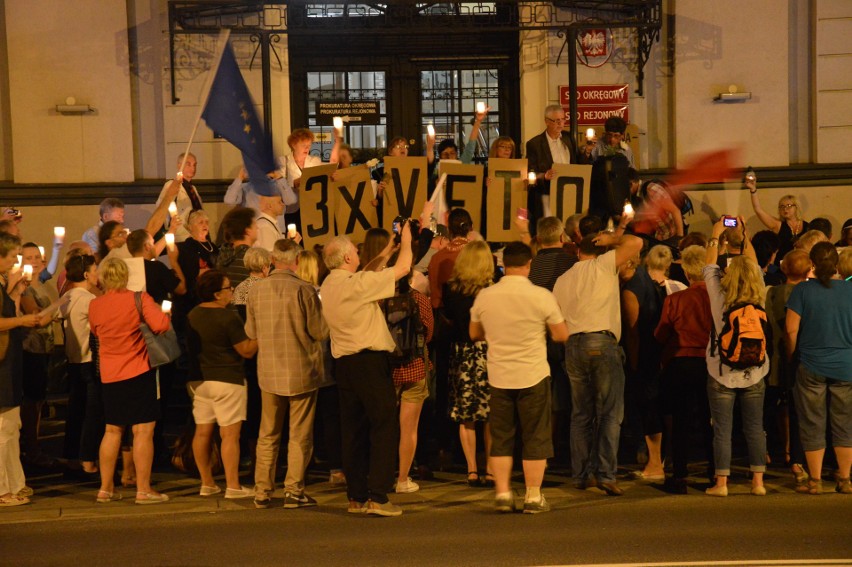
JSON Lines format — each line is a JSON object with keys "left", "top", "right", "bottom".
{"left": 54, "top": 226, "right": 65, "bottom": 239}
{"left": 168, "top": 202, "right": 178, "bottom": 218}
{"left": 427, "top": 124, "right": 435, "bottom": 138}
{"left": 586, "top": 128, "right": 596, "bottom": 141}
{"left": 22, "top": 264, "right": 33, "bottom": 281}
{"left": 38, "top": 246, "right": 45, "bottom": 258}
{"left": 333, "top": 116, "right": 343, "bottom": 131}
{"left": 164, "top": 233, "right": 175, "bottom": 251}
{"left": 161, "top": 300, "right": 172, "bottom": 314}
{"left": 287, "top": 223, "right": 297, "bottom": 238}
{"left": 476, "top": 102, "right": 486, "bottom": 114}
{"left": 528, "top": 172, "right": 537, "bottom": 184}
{"left": 12, "top": 255, "right": 21, "bottom": 272}
{"left": 623, "top": 202, "right": 634, "bottom": 215}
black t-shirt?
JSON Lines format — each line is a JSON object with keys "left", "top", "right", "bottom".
{"left": 186, "top": 306, "right": 248, "bottom": 384}
{"left": 144, "top": 260, "right": 181, "bottom": 304}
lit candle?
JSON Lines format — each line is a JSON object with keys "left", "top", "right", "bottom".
{"left": 527, "top": 172, "right": 537, "bottom": 185}
{"left": 54, "top": 226, "right": 65, "bottom": 239}
{"left": 476, "top": 102, "right": 486, "bottom": 114}
{"left": 427, "top": 124, "right": 435, "bottom": 138}
{"left": 38, "top": 246, "right": 45, "bottom": 258}
{"left": 161, "top": 300, "right": 172, "bottom": 314}
{"left": 12, "top": 255, "right": 21, "bottom": 272}
{"left": 168, "top": 202, "right": 178, "bottom": 218}
{"left": 623, "top": 202, "right": 634, "bottom": 215}
{"left": 586, "top": 128, "right": 596, "bottom": 141}
{"left": 164, "top": 233, "right": 175, "bottom": 251}
{"left": 22, "top": 264, "right": 33, "bottom": 281}
{"left": 333, "top": 116, "right": 343, "bottom": 131}
{"left": 287, "top": 224, "right": 297, "bottom": 238}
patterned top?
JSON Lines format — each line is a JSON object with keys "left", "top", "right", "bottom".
{"left": 233, "top": 274, "right": 262, "bottom": 306}
{"left": 392, "top": 289, "right": 434, "bottom": 386}
{"left": 244, "top": 270, "right": 329, "bottom": 396}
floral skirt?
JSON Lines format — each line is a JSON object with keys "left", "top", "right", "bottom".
{"left": 448, "top": 341, "right": 489, "bottom": 423}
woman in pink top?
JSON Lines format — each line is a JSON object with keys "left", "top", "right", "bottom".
{"left": 89, "top": 258, "right": 170, "bottom": 505}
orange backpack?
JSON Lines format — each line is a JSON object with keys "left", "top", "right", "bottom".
{"left": 710, "top": 303, "right": 771, "bottom": 371}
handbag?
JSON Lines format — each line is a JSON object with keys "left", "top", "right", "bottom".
{"left": 134, "top": 292, "right": 181, "bottom": 368}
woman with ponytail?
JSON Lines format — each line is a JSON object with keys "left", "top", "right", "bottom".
{"left": 785, "top": 241, "right": 852, "bottom": 495}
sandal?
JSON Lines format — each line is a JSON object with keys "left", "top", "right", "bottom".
{"left": 795, "top": 478, "right": 822, "bottom": 495}
{"left": 481, "top": 474, "right": 495, "bottom": 488}
{"left": 135, "top": 491, "right": 169, "bottom": 505}
{"left": 0, "top": 494, "right": 30, "bottom": 507}
{"left": 96, "top": 490, "right": 122, "bottom": 503}
{"left": 467, "top": 471, "right": 480, "bottom": 487}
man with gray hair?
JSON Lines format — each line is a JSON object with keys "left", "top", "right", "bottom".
{"left": 82, "top": 198, "right": 125, "bottom": 252}
{"left": 525, "top": 104, "right": 583, "bottom": 234}
{"left": 320, "top": 223, "right": 413, "bottom": 517}
{"left": 246, "top": 238, "right": 328, "bottom": 509}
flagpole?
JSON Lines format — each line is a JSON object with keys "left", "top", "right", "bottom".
{"left": 177, "top": 28, "right": 232, "bottom": 176}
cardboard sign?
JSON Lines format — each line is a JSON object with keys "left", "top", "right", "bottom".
{"left": 549, "top": 164, "right": 593, "bottom": 222}
{"left": 332, "top": 165, "right": 378, "bottom": 244}
{"left": 381, "top": 156, "right": 428, "bottom": 231}
{"left": 436, "top": 162, "right": 484, "bottom": 233}
{"left": 299, "top": 163, "right": 339, "bottom": 249}
{"left": 486, "top": 158, "right": 529, "bottom": 242}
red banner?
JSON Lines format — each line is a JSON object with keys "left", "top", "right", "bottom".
{"left": 560, "top": 84, "right": 629, "bottom": 106}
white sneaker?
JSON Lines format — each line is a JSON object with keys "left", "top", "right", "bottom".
{"left": 199, "top": 485, "right": 222, "bottom": 496}
{"left": 395, "top": 477, "right": 420, "bottom": 493}
{"left": 224, "top": 486, "right": 254, "bottom": 499}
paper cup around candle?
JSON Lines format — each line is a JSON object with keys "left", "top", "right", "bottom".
{"left": 168, "top": 202, "right": 178, "bottom": 217}
{"left": 586, "top": 128, "right": 596, "bottom": 141}
{"left": 333, "top": 116, "right": 343, "bottom": 130}
{"left": 38, "top": 246, "right": 45, "bottom": 258}
{"left": 161, "top": 300, "right": 172, "bottom": 314}
{"left": 54, "top": 226, "right": 65, "bottom": 238}
{"left": 476, "top": 102, "right": 486, "bottom": 114}
{"left": 527, "top": 172, "right": 537, "bottom": 184}
{"left": 287, "top": 224, "right": 297, "bottom": 238}
{"left": 165, "top": 233, "right": 175, "bottom": 251}
{"left": 427, "top": 124, "right": 435, "bottom": 137}
{"left": 22, "top": 264, "right": 33, "bottom": 281}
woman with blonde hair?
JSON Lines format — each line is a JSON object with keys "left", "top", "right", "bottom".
{"left": 89, "top": 258, "right": 171, "bottom": 504}
{"left": 489, "top": 136, "right": 516, "bottom": 159}
{"left": 296, "top": 249, "right": 320, "bottom": 286}
{"left": 443, "top": 240, "right": 495, "bottom": 486}
{"left": 703, "top": 217, "right": 769, "bottom": 496}
{"left": 748, "top": 174, "right": 809, "bottom": 264}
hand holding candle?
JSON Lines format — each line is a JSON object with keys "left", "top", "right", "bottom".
{"left": 476, "top": 101, "right": 486, "bottom": 114}
{"left": 586, "top": 128, "right": 596, "bottom": 142}
{"left": 38, "top": 246, "right": 45, "bottom": 259}
{"left": 427, "top": 124, "right": 435, "bottom": 139}
{"left": 527, "top": 172, "right": 537, "bottom": 185}
{"left": 168, "top": 202, "right": 178, "bottom": 218}
{"left": 12, "top": 255, "right": 22, "bottom": 273}
{"left": 161, "top": 300, "right": 172, "bottom": 314}
{"left": 165, "top": 233, "right": 175, "bottom": 252}
{"left": 22, "top": 264, "right": 33, "bottom": 281}
{"left": 333, "top": 116, "right": 344, "bottom": 132}
{"left": 287, "top": 224, "right": 297, "bottom": 238}
{"left": 54, "top": 226, "right": 65, "bottom": 243}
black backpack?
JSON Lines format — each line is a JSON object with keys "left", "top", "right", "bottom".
{"left": 382, "top": 287, "right": 427, "bottom": 367}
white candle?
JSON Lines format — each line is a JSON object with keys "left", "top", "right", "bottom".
{"left": 54, "top": 226, "right": 65, "bottom": 239}
{"left": 38, "top": 246, "right": 45, "bottom": 258}
{"left": 476, "top": 102, "right": 486, "bottom": 114}
{"left": 164, "top": 233, "right": 175, "bottom": 251}
{"left": 22, "top": 264, "right": 33, "bottom": 281}
{"left": 623, "top": 202, "right": 634, "bottom": 215}
{"left": 161, "top": 300, "right": 172, "bottom": 314}
{"left": 287, "top": 224, "right": 297, "bottom": 238}
{"left": 333, "top": 116, "right": 343, "bottom": 131}
{"left": 586, "top": 128, "right": 596, "bottom": 141}
{"left": 528, "top": 172, "right": 537, "bottom": 184}
{"left": 12, "top": 255, "right": 21, "bottom": 272}
{"left": 168, "top": 202, "right": 178, "bottom": 218}
{"left": 427, "top": 124, "right": 435, "bottom": 138}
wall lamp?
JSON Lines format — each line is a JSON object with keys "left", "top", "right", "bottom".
{"left": 714, "top": 85, "right": 751, "bottom": 103}
{"left": 56, "top": 96, "right": 96, "bottom": 115}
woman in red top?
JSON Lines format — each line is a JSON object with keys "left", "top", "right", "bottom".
{"left": 89, "top": 258, "right": 171, "bottom": 505}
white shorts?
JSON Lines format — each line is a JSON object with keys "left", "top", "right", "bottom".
{"left": 190, "top": 380, "right": 247, "bottom": 427}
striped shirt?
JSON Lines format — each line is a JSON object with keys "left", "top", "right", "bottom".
{"left": 529, "top": 248, "right": 577, "bottom": 292}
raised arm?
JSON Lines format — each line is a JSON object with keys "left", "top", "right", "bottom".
{"left": 747, "top": 177, "right": 781, "bottom": 232}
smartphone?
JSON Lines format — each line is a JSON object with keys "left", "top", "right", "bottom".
{"left": 392, "top": 221, "right": 401, "bottom": 234}
{"left": 516, "top": 207, "right": 528, "bottom": 221}
{"left": 723, "top": 216, "right": 738, "bottom": 228}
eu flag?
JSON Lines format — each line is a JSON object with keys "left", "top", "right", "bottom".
{"left": 201, "top": 41, "right": 278, "bottom": 196}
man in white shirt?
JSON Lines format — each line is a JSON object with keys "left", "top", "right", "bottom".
{"left": 156, "top": 153, "right": 203, "bottom": 242}
{"left": 254, "top": 195, "right": 285, "bottom": 252}
{"left": 552, "top": 217, "right": 642, "bottom": 496}
{"left": 470, "top": 241, "right": 568, "bottom": 514}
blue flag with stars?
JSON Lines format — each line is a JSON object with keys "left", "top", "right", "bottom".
{"left": 201, "top": 41, "right": 278, "bottom": 196}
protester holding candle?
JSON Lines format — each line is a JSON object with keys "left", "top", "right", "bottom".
{"left": 156, "top": 153, "right": 204, "bottom": 243}
{"left": 747, "top": 173, "right": 809, "bottom": 266}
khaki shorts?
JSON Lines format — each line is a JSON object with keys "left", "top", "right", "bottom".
{"left": 396, "top": 378, "right": 428, "bottom": 404}
{"left": 190, "top": 380, "right": 247, "bottom": 427}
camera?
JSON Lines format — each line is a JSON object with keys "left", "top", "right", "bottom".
{"left": 4, "top": 207, "right": 21, "bottom": 220}
{"left": 392, "top": 216, "right": 409, "bottom": 234}
{"left": 723, "top": 216, "right": 738, "bottom": 228}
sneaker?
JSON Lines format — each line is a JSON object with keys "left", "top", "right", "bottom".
{"left": 347, "top": 499, "right": 367, "bottom": 514}
{"left": 135, "top": 491, "right": 169, "bottom": 505}
{"left": 523, "top": 495, "right": 550, "bottom": 514}
{"left": 224, "top": 486, "right": 254, "bottom": 500}
{"left": 199, "top": 485, "right": 222, "bottom": 497}
{"left": 395, "top": 477, "right": 420, "bottom": 494}
{"left": 495, "top": 495, "right": 516, "bottom": 513}
{"left": 254, "top": 493, "right": 271, "bottom": 509}
{"left": 283, "top": 491, "right": 318, "bottom": 508}
{"left": 365, "top": 499, "right": 402, "bottom": 517}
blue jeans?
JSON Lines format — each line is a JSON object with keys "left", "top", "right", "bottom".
{"left": 565, "top": 333, "right": 625, "bottom": 483}
{"left": 706, "top": 376, "right": 767, "bottom": 476}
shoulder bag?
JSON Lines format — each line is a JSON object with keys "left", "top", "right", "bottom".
{"left": 134, "top": 292, "right": 181, "bottom": 367}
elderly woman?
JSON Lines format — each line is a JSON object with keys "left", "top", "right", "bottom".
{"left": 703, "top": 217, "right": 769, "bottom": 496}
{"left": 748, "top": 176, "right": 809, "bottom": 265}
{"left": 281, "top": 127, "right": 340, "bottom": 229}
{"left": 176, "top": 210, "right": 219, "bottom": 311}
{"left": 187, "top": 270, "right": 258, "bottom": 498}
{"left": 786, "top": 242, "right": 852, "bottom": 495}
{"left": 443, "top": 240, "right": 494, "bottom": 487}
{"left": 89, "top": 258, "right": 171, "bottom": 504}
{"left": 232, "top": 247, "right": 271, "bottom": 320}
{"left": 0, "top": 233, "right": 42, "bottom": 506}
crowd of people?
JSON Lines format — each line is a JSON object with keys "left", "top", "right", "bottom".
{"left": 0, "top": 110, "right": 850, "bottom": 515}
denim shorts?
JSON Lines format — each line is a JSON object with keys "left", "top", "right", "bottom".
{"left": 794, "top": 365, "right": 852, "bottom": 451}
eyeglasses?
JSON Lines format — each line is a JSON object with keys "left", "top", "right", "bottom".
{"left": 392, "top": 144, "right": 409, "bottom": 150}
{"left": 779, "top": 203, "right": 797, "bottom": 210}
{"left": 545, "top": 117, "right": 565, "bottom": 124}
{"left": 220, "top": 285, "right": 234, "bottom": 291}
{"left": 496, "top": 144, "right": 514, "bottom": 150}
